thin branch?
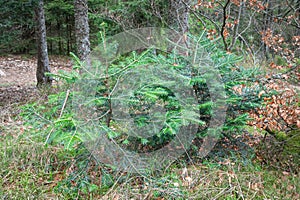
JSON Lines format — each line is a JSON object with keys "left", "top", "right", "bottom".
{"left": 59, "top": 89, "right": 70, "bottom": 118}
{"left": 182, "top": 0, "right": 220, "bottom": 32}
{"left": 45, "top": 89, "right": 70, "bottom": 145}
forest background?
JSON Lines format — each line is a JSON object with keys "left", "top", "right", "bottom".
{"left": 0, "top": 0, "right": 299, "bottom": 199}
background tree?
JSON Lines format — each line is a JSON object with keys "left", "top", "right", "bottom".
{"left": 36, "top": 0, "right": 51, "bottom": 86}
{"left": 74, "top": 0, "right": 90, "bottom": 61}
{"left": 168, "top": 0, "right": 190, "bottom": 34}
{"left": 45, "top": 0, "right": 75, "bottom": 55}
{"left": 0, "top": 0, "right": 36, "bottom": 53}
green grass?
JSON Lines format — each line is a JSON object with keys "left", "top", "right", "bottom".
{"left": 1, "top": 121, "right": 299, "bottom": 199}
{"left": 0, "top": 123, "right": 73, "bottom": 199}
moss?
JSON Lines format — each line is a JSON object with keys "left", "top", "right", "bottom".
{"left": 274, "top": 55, "right": 288, "bottom": 66}
{"left": 275, "top": 131, "right": 288, "bottom": 141}
{"left": 283, "top": 129, "right": 300, "bottom": 155}
{"left": 295, "top": 58, "right": 300, "bottom": 66}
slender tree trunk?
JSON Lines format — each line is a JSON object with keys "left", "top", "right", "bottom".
{"left": 57, "top": 20, "right": 62, "bottom": 54}
{"left": 66, "top": 15, "right": 70, "bottom": 54}
{"left": 229, "top": 0, "right": 244, "bottom": 51}
{"left": 36, "top": 0, "right": 51, "bottom": 87}
{"left": 168, "top": 0, "right": 190, "bottom": 56}
{"left": 49, "top": 22, "right": 53, "bottom": 54}
{"left": 262, "top": 0, "right": 271, "bottom": 60}
{"left": 169, "top": 0, "right": 190, "bottom": 34}
{"left": 220, "top": 0, "right": 231, "bottom": 51}
{"left": 74, "top": 0, "right": 90, "bottom": 61}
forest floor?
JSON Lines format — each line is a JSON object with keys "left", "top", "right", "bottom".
{"left": 0, "top": 55, "right": 299, "bottom": 199}
{"left": 0, "top": 55, "right": 72, "bottom": 106}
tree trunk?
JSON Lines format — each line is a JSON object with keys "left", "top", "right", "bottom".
{"left": 229, "top": 0, "right": 244, "bottom": 51}
{"left": 36, "top": 0, "right": 51, "bottom": 87}
{"left": 74, "top": 0, "right": 90, "bottom": 61}
{"left": 262, "top": 0, "right": 272, "bottom": 60}
{"left": 66, "top": 15, "right": 71, "bottom": 54}
{"left": 168, "top": 0, "right": 190, "bottom": 55}
{"left": 169, "top": 0, "right": 190, "bottom": 34}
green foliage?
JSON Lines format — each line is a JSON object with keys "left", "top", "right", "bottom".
{"left": 275, "top": 129, "right": 300, "bottom": 157}
{"left": 274, "top": 55, "right": 288, "bottom": 66}
{"left": 0, "top": 0, "right": 170, "bottom": 54}
{"left": 44, "top": 0, "right": 75, "bottom": 54}
{"left": 0, "top": 0, "right": 36, "bottom": 54}
{"left": 20, "top": 32, "right": 263, "bottom": 156}
{"left": 193, "top": 35, "right": 262, "bottom": 137}
{"left": 21, "top": 56, "right": 82, "bottom": 149}
{"left": 0, "top": 0, "right": 75, "bottom": 55}
{"left": 20, "top": 90, "right": 81, "bottom": 150}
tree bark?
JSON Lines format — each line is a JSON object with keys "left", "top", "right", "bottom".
{"left": 36, "top": 0, "right": 51, "bottom": 87}
{"left": 168, "top": 0, "right": 190, "bottom": 56}
{"left": 229, "top": 0, "right": 244, "bottom": 51}
{"left": 74, "top": 0, "right": 90, "bottom": 61}
{"left": 220, "top": 0, "right": 231, "bottom": 51}
{"left": 169, "top": 0, "right": 190, "bottom": 34}
{"left": 262, "top": 0, "right": 272, "bottom": 60}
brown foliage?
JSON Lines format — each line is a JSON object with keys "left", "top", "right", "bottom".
{"left": 248, "top": 67, "right": 300, "bottom": 132}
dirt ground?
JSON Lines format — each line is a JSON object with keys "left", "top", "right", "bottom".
{"left": 0, "top": 55, "right": 72, "bottom": 104}
{"left": 0, "top": 55, "right": 72, "bottom": 121}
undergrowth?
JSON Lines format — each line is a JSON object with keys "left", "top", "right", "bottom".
{"left": 1, "top": 32, "right": 299, "bottom": 199}
{"left": 1, "top": 128, "right": 299, "bottom": 199}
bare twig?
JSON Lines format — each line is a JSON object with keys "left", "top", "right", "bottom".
{"left": 45, "top": 89, "right": 70, "bottom": 145}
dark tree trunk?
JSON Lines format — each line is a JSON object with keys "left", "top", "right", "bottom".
{"left": 262, "top": 0, "right": 272, "bottom": 60}
{"left": 74, "top": 0, "right": 90, "bottom": 61}
{"left": 57, "top": 20, "right": 62, "bottom": 54}
{"left": 36, "top": 0, "right": 51, "bottom": 87}
{"left": 66, "top": 15, "right": 70, "bottom": 54}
